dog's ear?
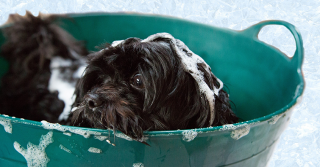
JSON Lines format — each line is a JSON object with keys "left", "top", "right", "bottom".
{"left": 213, "top": 88, "right": 238, "bottom": 125}
{"left": 138, "top": 37, "right": 238, "bottom": 130}
{"left": 129, "top": 40, "right": 210, "bottom": 130}
{"left": 197, "top": 63, "right": 238, "bottom": 126}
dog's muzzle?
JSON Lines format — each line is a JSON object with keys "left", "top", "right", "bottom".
{"left": 85, "top": 93, "right": 103, "bottom": 109}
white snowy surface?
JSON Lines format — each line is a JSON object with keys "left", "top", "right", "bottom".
{"left": 1, "top": 1, "right": 319, "bottom": 166}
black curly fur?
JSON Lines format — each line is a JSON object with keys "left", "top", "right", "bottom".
{"left": 71, "top": 37, "right": 238, "bottom": 142}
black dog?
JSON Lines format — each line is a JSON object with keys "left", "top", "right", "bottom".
{"left": 0, "top": 12, "right": 87, "bottom": 123}
{"left": 71, "top": 33, "right": 238, "bottom": 142}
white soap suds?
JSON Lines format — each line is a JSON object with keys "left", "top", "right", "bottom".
{"left": 63, "top": 132, "right": 72, "bottom": 136}
{"left": 220, "top": 124, "right": 237, "bottom": 131}
{"left": 88, "top": 147, "right": 102, "bottom": 153}
{"left": 114, "top": 132, "right": 148, "bottom": 142}
{"left": 142, "top": 33, "right": 223, "bottom": 125}
{"left": 115, "top": 132, "right": 133, "bottom": 141}
{"left": 41, "top": 121, "right": 101, "bottom": 138}
{"left": 94, "top": 135, "right": 109, "bottom": 141}
{"left": 59, "top": 144, "right": 72, "bottom": 153}
{"left": 111, "top": 40, "right": 124, "bottom": 47}
{"left": 231, "top": 125, "right": 250, "bottom": 140}
{"left": 220, "top": 123, "right": 250, "bottom": 131}
{"left": 14, "top": 131, "right": 54, "bottom": 167}
{"left": 11, "top": 120, "right": 41, "bottom": 127}
{"left": 182, "top": 130, "right": 198, "bottom": 142}
{"left": 219, "top": 123, "right": 253, "bottom": 139}
{"left": 68, "top": 129, "right": 99, "bottom": 138}
{"left": 133, "top": 163, "right": 144, "bottom": 167}
{"left": 41, "top": 121, "right": 66, "bottom": 131}
{"left": 0, "top": 117, "right": 12, "bottom": 134}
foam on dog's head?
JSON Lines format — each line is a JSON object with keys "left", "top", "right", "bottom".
{"left": 76, "top": 33, "right": 235, "bottom": 140}
{"left": 140, "top": 33, "right": 223, "bottom": 125}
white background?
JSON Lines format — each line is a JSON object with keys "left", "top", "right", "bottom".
{"left": 0, "top": 0, "right": 319, "bottom": 166}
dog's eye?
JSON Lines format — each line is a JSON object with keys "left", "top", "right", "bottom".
{"left": 131, "top": 74, "right": 144, "bottom": 89}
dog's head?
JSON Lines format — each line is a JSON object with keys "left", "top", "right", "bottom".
{"left": 71, "top": 33, "right": 238, "bottom": 141}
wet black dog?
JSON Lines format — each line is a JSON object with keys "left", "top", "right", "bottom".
{"left": 71, "top": 33, "right": 238, "bottom": 142}
{"left": 0, "top": 12, "right": 87, "bottom": 123}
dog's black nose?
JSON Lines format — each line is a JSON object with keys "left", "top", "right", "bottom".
{"left": 86, "top": 94, "right": 102, "bottom": 109}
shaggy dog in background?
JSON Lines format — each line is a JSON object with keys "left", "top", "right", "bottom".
{"left": 0, "top": 12, "right": 87, "bottom": 123}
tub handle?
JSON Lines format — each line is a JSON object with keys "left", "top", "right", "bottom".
{"left": 242, "top": 20, "right": 304, "bottom": 70}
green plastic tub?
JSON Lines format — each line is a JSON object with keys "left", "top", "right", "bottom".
{"left": 0, "top": 13, "right": 304, "bottom": 167}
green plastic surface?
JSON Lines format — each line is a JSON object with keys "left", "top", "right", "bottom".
{"left": 0, "top": 13, "right": 304, "bottom": 167}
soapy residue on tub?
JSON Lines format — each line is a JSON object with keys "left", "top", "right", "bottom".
{"left": 63, "top": 132, "right": 72, "bottom": 136}
{"left": 114, "top": 132, "right": 148, "bottom": 143}
{"left": 41, "top": 120, "right": 101, "bottom": 138}
{"left": 230, "top": 125, "right": 250, "bottom": 140}
{"left": 220, "top": 124, "right": 237, "bottom": 131}
{"left": 94, "top": 135, "right": 109, "bottom": 141}
{"left": 88, "top": 147, "right": 102, "bottom": 153}
{"left": 182, "top": 130, "right": 198, "bottom": 142}
{"left": 115, "top": 132, "right": 133, "bottom": 141}
{"left": 59, "top": 144, "right": 72, "bottom": 153}
{"left": 0, "top": 117, "right": 12, "bottom": 133}
{"left": 14, "top": 131, "right": 53, "bottom": 167}
{"left": 42, "top": 121, "right": 144, "bottom": 143}
{"left": 220, "top": 123, "right": 251, "bottom": 140}
{"left": 220, "top": 123, "right": 252, "bottom": 131}
{"left": 133, "top": 162, "right": 144, "bottom": 167}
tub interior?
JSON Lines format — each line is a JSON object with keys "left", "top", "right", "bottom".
{"left": 0, "top": 13, "right": 302, "bottom": 123}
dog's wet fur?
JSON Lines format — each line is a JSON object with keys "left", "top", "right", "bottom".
{"left": 71, "top": 38, "right": 238, "bottom": 141}
{"left": 0, "top": 12, "right": 238, "bottom": 143}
